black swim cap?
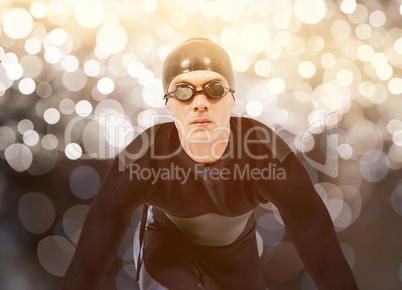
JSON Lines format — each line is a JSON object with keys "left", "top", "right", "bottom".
{"left": 162, "top": 38, "right": 235, "bottom": 93}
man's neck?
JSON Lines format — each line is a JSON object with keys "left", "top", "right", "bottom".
{"left": 179, "top": 130, "right": 230, "bottom": 165}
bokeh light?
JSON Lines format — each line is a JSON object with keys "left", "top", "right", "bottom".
{"left": 338, "top": 143, "right": 353, "bottom": 160}
{"left": 49, "top": 28, "right": 67, "bottom": 46}
{"left": 73, "top": 0, "right": 105, "bottom": 28}
{"left": 96, "top": 25, "right": 128, "bottom": 55}
{"left": 0, "top": 126, "right": 17, "bottom": 151}
{"left": 44, "top": 47, "right": 62, "bottom": 64}
{"left": 18, "top": 119, "right": 34, "bottom": 135}
{"left": 355, "top": 23, "right": 371, "bottom": 40}
{"left": 59, "top": 99, "right": 75, "bottom": 115}
{"left": 301, "top": 272, "right": 318, "bottom": 290}
{"left": 257, "top": 212, "right": 286, "bottom": 246}
{"left": 262, "top": 241, "right": 304, "bottom": 281}
{"left": 337, "top": 69, "right": 354, "bottom": 86}
{"left": 4, "top": 143, "right": 33, "bottom": 172}
{"left": 18, "top": 192, "right": 56, "bottom": 234}
{"left": 142, "top": 79, "right": 165, "bottom": 108}
{"left": 75, "top": 100, "right": 92, "bottom": 117}
{"left": 254, "top": 60, "right": 272, "bottom": 77}
{"left": 294, "top": 0, "right": 326, "bottom": 24}
{"left": 138, "top": 69, "right": 155, "bottom": 86}
{"left": 36, "top": 82, "right": 52, "bottom": 98}
{"left": 62, "top": 204, "right": 90, "bottom": 244}
{"left": 142, "top": 0, "right": 158, "bottom": 14}
{"left": 23, "top": 130, "right": 40, "bottom": 146}
{"left": 62, "top": 55, "right": 79, "bottom": 72}
{"left": 44, "top": 108, "right": 60, "bottom": 125}
{"left": 393, "top": 130, "right": 402, "bottom": 146}
{"left": 331, "top": 19, "right": 352, "bottom": 40}
{"left": 97, "top": 77, "right": 115, "bottom": 94}
{"left": 391, "top": 185, "right": 402, "bottom": 216}
{"left": 2, "top": 52, "right": 18, "bottom": 68}
{"left": 65, "top": 143, "right": 83, "bottom": 160}
{"left": 84, "top": 59, "right": 101, "bottom": 77}
{"left": 37, "top": 236, "right": 75, "bottom": 277}
{"left": 30, "top": 1, "right": 48, "bottom": 19}
{"left": 369, "top": 10, "right": 386, "bottom": 27}
{"left": 220, "top": 28, "right": 237, "bottom": 46}
{"left": 19, "top": 78, "right": 36, "bottom": 95}
{"left": 308, "top": 35, "right": 325, "bottom": 52}
{"left": 69, "top": 166, "right": 101, "bottom": 200}
{"left": 359, "top": 149, "right": 389, "bottom": 183}
{"left": 246, "top": 100, "right": 263, "bottom": 117}
{"left": 239, "top": 24, "right": 271, "bottom": 54}
{"left": 268, "top": 77, "right": 286, "bottom": 95}
{"left": 321, "top": 52, "right": 336, "bottom": 68}
{"left": 2, "top": 8, "right": 34, "bottom": 39}
{"left": 298, "top": 61, "right": 316, "bottom": 78}
{"left": 62, "top": 69, "right": 88, "bottom": 92}
{"left": 42, "top": 134, "right": 58, "bottom": 150}
{"left": 341, "top": 0, "right": 357, "bottom": 14}
{"left": 233, "top": 55, "right": 250, "bottom": 73}
{"left": 340, "top": 243, "right": 356, "bottom": 269}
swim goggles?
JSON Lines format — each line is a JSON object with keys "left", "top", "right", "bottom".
{"left": 163, "top": 80, "right": 235, "bottom": 101}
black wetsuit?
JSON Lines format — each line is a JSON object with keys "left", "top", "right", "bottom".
{"left": 113, "top": 116, "right": 340, "bottom": 289}
{"left": 122, "top": 116, "right": 287, "bottom": 289}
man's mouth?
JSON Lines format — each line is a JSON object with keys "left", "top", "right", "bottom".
{"left": 191, "top": 119, "right": 212, "bottom": 126}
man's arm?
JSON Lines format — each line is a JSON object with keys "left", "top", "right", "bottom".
{"left": 267, "top": 153, "right": 358, "bottom": 289}
{"left": 60, "top": 157, "right": 144, "bottom": 289}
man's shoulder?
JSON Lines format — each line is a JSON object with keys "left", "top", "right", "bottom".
{"left": 118, "top": 122, "right": 174, "bottom": 167}
{"left": 231, "top": 116, "right": 293, "bottom": 163}
{"left": 231, "top": 116, "right": 272, "bottom": 131}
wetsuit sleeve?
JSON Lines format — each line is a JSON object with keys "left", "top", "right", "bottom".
{"left": 60, "top": 156, "right": 145, "bottom": 289}
{"left": 266, "top": 153, "right": 358, "bottom": 289}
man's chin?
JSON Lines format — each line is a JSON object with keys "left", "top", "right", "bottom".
{"left": 185, "top": 126, "right": 211, "bottom": 137}
{"left": 186, "top": 131, "right": 212, "bottom": 143}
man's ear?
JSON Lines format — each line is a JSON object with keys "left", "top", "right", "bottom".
{"left": 165, "top": 98, "right": 171, "bottom": 112}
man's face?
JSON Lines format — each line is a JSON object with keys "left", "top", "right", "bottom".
{"left": 165, "top": 70, "right": 235, "bottom": 144}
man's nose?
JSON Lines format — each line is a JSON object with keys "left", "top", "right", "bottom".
{"left": 191, "top": 93, "right": 209, "bottom": 111}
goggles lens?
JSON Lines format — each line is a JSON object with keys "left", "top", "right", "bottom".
{"left": 164, "top": 80, "right": 234, "bottom": 101}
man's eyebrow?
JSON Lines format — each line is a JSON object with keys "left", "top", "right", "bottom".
{"left": 201, "top": 77, "right": 226, "bottom": 86}
{"left": 173, "top": 77, "right": 227, "bottom": 87}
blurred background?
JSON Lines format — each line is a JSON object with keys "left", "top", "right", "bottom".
{"left": 0, "top": 0, "right": 401, "bottom": 289}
